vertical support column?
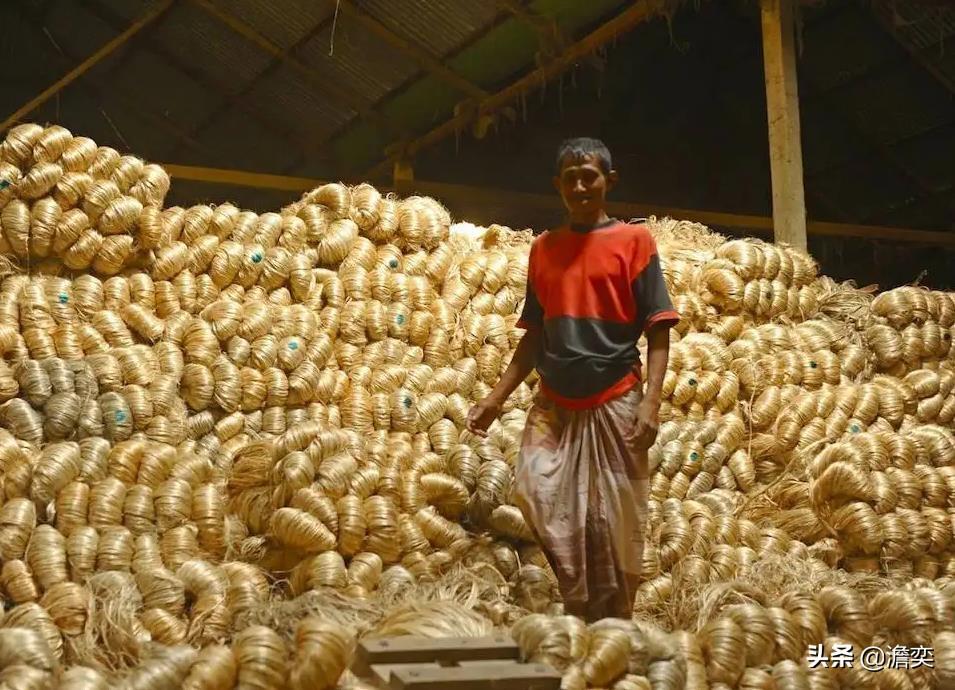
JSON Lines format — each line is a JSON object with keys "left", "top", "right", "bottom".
{"left": 393, "top": 157, "right": 414, "bottom": 196}
{"left": 760, "top": 0, "right": 808, "bottom": 251}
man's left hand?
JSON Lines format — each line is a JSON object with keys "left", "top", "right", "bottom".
{"left": 634, "top": 398, "right": 660, "bottom": 449}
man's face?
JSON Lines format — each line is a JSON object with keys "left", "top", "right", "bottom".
{"left": 554, "top": 154, "right": 616, "bottom": 216}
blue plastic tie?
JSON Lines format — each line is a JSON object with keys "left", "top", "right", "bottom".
{"left": 0, "top": 180, "right": 9, "bottom": 190}
{"left": 58, "top": 293, "right": 69, "bottom": 304}
{"left": 288, "top": 341, "right": 299, "bottom": 350}
{"left": 389, "top": 259, "right": 399, "bottom": 269}
{"left": 403, "top": 397, "right": 412, "bottom": 408}
{"left": 850, "top": 424, "right": 860, "bottom": 433}
{"left": 396, "top": 314, "right": 405, "bottom": 325}
{"left": 115, "top": 410, "right": 127, "bottom": 423}
{"left": 690, "top": 452, "right": 699, "bottom": 461}
{"left": 251, "top": 251, "right": 263, "bottom": 264}
{"left": 809, "top": 361, "right": 817, "bottom": 369}
{"left": 688, "top": 378, "right": 697, "bottom": 386}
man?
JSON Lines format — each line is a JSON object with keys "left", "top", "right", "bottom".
{"left": 466, "top": 137, "right": 678, "bottom": 622}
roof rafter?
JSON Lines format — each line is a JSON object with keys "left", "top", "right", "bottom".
{"left": 156, "top": 162, "right": 955, "bottom": 246}
{"left": 364, "top": 0, "right": 668, "bottom": 180}
{"left": 187, "top": 0, "right": 407, "bottom": 139}
{"left": 337, "top": 1, "right": 488, "bottom": 100}
{"left": 1, "top": 0, "right": 174, "bottom": 131}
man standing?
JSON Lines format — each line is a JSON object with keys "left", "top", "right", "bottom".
{"left": 466, "top": 137, "right": 678, "bottom": 622}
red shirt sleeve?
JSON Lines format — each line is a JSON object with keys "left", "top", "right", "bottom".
{"left": 629, "top": 228, "right": 679, "bottom": 333}
{"left": 516, "top": 239, "right": 543, "bottom": 329}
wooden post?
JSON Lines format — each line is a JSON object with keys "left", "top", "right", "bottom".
{"left": 760, "top": 0, "right": 808, "bottom": 251}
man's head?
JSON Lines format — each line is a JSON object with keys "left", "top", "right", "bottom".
{"left": 554, "top": 137, "right": 618, "bottom": 221}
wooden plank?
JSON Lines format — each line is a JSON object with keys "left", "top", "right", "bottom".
{"left": 1, "top": 0, "right": 174, "bottom": 131}
{"left": 356, "top": 636, "right": 520, "bottom": 672}
{"left": 370, "top": 663, "right": 442, "bottom": 687}
{"left": 390, "top": 661, "right": 561, "bottom": 690}
{"left": 161, "top": 164, "right": 323, "bottom": 192}
{"left": 154, "top": 163, "right": 955, "bottom": 247}
{"left": 760, "top": 0, "right": 808, "bottom": 251}
{"left": 364, "top": 0, "right": 665, "bottom": 179}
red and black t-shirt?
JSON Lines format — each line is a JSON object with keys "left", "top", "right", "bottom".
{"left": 517, "top": 219, "right": 679, "bottom": 410}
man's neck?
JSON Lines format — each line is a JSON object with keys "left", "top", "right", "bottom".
{"left": 568, "top": 209, "right": 610, "bottom": 227}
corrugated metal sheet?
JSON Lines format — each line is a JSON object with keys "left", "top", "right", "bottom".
{"left": 245, "top": 63, "right": 356, "bottom": 141}
{"left": 834, "top": 61, "right": 955, "bottom": 145}
{"left": 41, "top": 0, "right": 118, "bottom": 65}
{"left": 151, "top": 2, "right": 274, "bottom": 98}
{"left": 108, "top": 49, "right": 221, "bottom": 133}
{"left": 206, "top": 0, "right": 334, "bottom": 51}
{"left": 799, "top": 6, "right": 899, "bottom": 93}
{"left": 294, "top": 13, "right": 421, "bottom": 106}
{"left": 199, "top": 108, "right": 295, "bottom": 171}
{"left": 87, "top": 0, "right": 159, "bottom": 24}
{"left": 874, "top": 0, "right": 955, "bottom": 50}
{"left": 354, "top": 0, "right": 500, "bottom": 59}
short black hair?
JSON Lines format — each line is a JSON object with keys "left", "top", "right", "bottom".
{"left": 556, "top": 137, "right": 612, "bottom": 174}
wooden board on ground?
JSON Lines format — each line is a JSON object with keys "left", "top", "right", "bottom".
{"left": 355, "top": 635, "right": 520, "bottom": 673}
{"left": 387, "top": 660, "right": 561, "bottom": 689}
{"left": 354, "top": 636, "right": 561, "bottom": 690}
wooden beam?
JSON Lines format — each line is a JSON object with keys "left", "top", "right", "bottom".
{"left": 365, "top": 0, "right": 665, "bottom": 179}
{"left": 156, "top": 162, "right": 955, "bottom": 246}
{"left": 760, "top": 0, "right": 808, "bottom": 251}
{"left": 1, "top": 0, "right": 174, "bottom": 132}
{"left": 338, "top": 1, "right": 487, "bottom": 99}
{"left": 162, "top": 164, "right": 323, "bottom": 192}
{"left": 188, "top": 0, "right": 405, "bottom": 138}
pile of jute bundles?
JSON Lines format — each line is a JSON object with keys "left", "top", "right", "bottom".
{"left": 2, "top": 122, "right": 955, "bottom": 689}
{"left": 0, "top": 124, "right": 694, "bottom": 688}
{"left": 624, "top": 220, "right": 955, "bottom": 688}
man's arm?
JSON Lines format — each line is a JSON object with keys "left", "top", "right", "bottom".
{"left": 643, "top": 323, "right": 670, "bottom": 408}
{"left": 631, "top": 231, "right": 678, "bottom": 447}
{"left": 467, "top": 241, "right": 543, "bottom": 436}
{"left": 487, "top": 326, "right": 541, "bottom": 404}
{"left": 466, "top": 327, "right": 541, "bottom": 437}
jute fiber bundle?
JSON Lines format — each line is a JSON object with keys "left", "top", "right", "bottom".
{"left": 4, "top": 124, "right": 955, "bottom": 688}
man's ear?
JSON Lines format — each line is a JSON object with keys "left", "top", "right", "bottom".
{"left": 607, "top": 169, "right": 619, "bottom": 191}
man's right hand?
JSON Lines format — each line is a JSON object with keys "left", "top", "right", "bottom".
{"left": 466, "top": 397, "right": 503, "bottom": 437}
